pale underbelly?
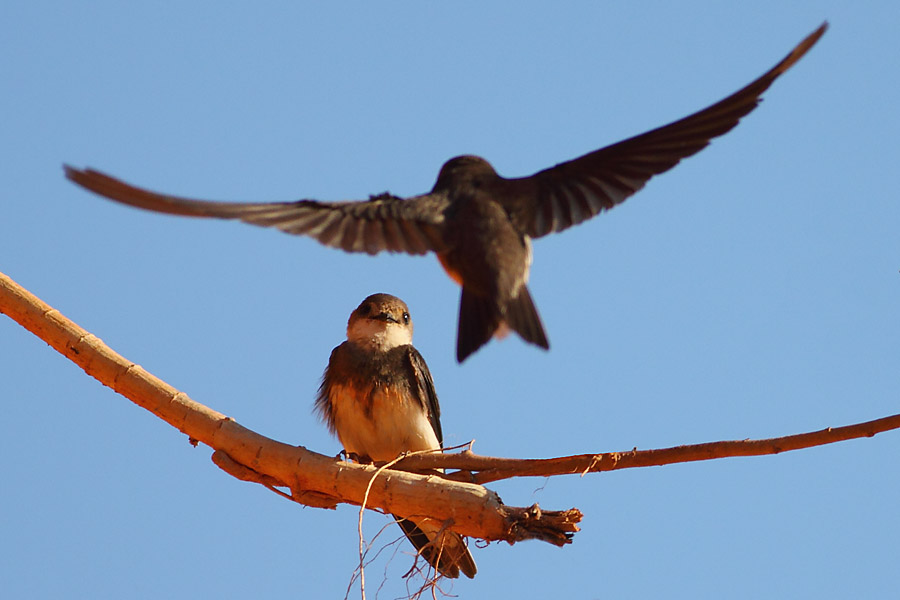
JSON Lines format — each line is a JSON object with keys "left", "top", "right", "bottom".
{"left": 329, "top": 383, "right": 440, "bottom": 462}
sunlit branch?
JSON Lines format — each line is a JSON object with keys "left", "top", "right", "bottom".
{"left": 0, "top": 269, "right": 579, "bottom": 545}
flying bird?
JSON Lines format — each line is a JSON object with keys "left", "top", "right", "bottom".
{"left": 316, "top": 293, "right": 477, "bottom": 579}
{"left": 64, "top": 23, "right": 826, "bottom": 362}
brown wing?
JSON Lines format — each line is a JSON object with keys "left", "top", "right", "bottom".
{"left": 63, "top": 165, "right": 451, "bottom": 255}
{"left": 404, "top": 346, "right": 443, "bottom": 446}
{"left": 499, "top": 23, "right": 827, "bottom": 238}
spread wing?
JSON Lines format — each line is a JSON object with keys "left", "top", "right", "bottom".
{"left": 499, "top": 23, "right": 827, "bottom": 238}
{"left": 63, "top": 165, "right": 451, "bottom": 256}
{"left": 404, "top": 346, "right": 443, "bottom": 446}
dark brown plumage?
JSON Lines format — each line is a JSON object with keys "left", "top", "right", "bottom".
{"left": 65, "top": 23, "right": 826, "bottom": 362}
{"left": 316, "top": 294, "right": 477, "bottom": 579}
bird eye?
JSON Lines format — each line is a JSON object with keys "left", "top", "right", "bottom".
{"left": 358, "top": 303, "right": 371, "bottom": 316}
{"left": 402, "top": 311, "right": 410, "bottom": 324}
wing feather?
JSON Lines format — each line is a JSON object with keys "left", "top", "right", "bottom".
{"left": 500, "top": 23, "right": 827, "bottom": 238}
{"left": 404, "top": 347, "right": 442, "bottom": 446}
{"left": 63, "top": 166, "right": 451, "bottom": 255}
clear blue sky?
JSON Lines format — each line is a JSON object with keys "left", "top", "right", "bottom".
{"left": 2, "top": 2, "right": 898, "bottom": 598}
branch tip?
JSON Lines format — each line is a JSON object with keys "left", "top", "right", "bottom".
{"left": 503, "top": 503, "right": 582, "bottom": 546}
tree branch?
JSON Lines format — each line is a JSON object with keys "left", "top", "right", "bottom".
{"left": 0, "top": 269, "right": 579, "bottom": 545}
{"left": 4, "top": 268, "right": 898, "bottom": 547}
{"left": 394, "top": 412, "right": 900, "bottom": 484}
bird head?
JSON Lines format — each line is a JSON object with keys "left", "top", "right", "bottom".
{"left": 432, "top": 155, "right": 499, "bottom": 195}
{"left": 346, "top": 293, "right": 413, "bottom": 351}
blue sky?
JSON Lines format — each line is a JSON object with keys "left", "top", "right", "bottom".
{"left": 2, "top": 2, "right": 898, "bottom": 598}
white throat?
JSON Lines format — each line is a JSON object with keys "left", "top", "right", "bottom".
{"left": 347, "top": 318, "right": 412, "bottom": 352}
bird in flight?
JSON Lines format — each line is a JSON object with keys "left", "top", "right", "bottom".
{"left": 316, "top": 293, "right": 477, "bottom": 579}
{"left": 65, "top": 23, "right": 826, "bottom": 362}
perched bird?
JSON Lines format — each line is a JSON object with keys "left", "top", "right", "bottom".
{"left": 316, "top": 293, "right": 476, "bottom": 579}
{"left": 64, "top": 24, "right": 826, "bottom": 362}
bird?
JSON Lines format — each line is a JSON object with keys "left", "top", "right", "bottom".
{"left": 64, "top": 23, "right": 826, "bottom": 362}
{"left": 315, "top": 293, "right": 477, "bottom": 579}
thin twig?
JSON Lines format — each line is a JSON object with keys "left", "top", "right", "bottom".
{"left": 357, "top": 449, "right": 444, "bottom": 599}
{"left": 395, "top": 414, "right": 900, "bottom": 484}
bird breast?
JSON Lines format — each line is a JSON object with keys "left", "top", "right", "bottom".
{"left": 328, "top": 382, "right": 440, "bottom": 462}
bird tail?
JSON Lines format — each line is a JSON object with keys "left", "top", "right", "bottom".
{"left": 504, "top": 285, "right": 550, "bottom": 351}
{"left": 396, "top": 517, "right": 477, "bottom": 579}
{"left": 457, "top": 287, "right": 500, "bottom": 363}
{"left": 457, "top": 285, "right": 549, "bottom": 362}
